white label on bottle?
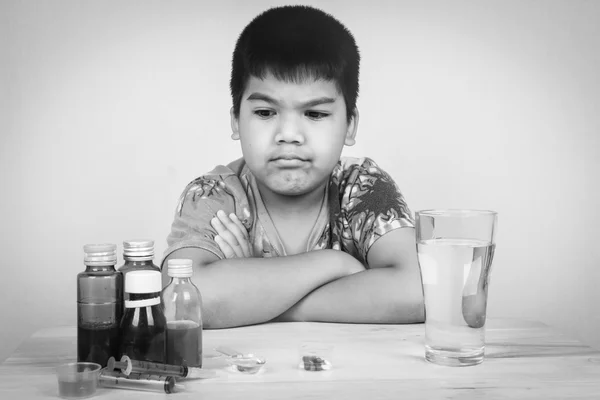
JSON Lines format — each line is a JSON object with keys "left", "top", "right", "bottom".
{"left": 125, "top": 297, "right": 160, "bottom": 308}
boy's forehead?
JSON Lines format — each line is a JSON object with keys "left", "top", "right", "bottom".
{"left": 243, "top": 73, "right": 342, "bottom": 100}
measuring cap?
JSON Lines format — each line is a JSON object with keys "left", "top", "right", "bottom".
{"left": 123, "top": 239, "right": 155, "bottom": 259}
{"left": 56, "top": 362, "right": 101, "bottom": 398}
{"left": 167, "top": 259, "right": 193, "bottom": 278}
{"left": 84, "top": 243, "right": 117, "bottom": 266}
{"left": 125, "top": 270, "right": 162, "bottom": 293}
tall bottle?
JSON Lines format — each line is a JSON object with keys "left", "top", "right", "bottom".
{"left": 118, "top": 239, "right": 160, "bottom": 312}
{"left": 161, "top": 259, "right": 203, "bottom": 367}
{"left": 120, "top": 270, "right": 166, "bottom": 363}
{"left": 77, "top": 244, "right": 123, "bottom": 367}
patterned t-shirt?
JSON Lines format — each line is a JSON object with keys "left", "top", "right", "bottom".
{"left": 164, "top": 157, "right": 414, "bottom": 267}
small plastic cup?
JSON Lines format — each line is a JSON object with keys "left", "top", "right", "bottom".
{"left": 298, "top": 342, "right": 334, "bottom": 371}
{"left": 56, "top": 362, "right": 101, "bottom": 399}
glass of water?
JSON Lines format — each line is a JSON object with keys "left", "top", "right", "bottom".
{"left": 415, "top": 209, "right": 497, "bottom": 367}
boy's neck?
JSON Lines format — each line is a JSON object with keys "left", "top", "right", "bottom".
{"left": 256, "top": 182, "right": 326, "bottom": 217}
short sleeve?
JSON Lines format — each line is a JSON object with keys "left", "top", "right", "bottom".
{"left": 164, "top": 172, "right": 248, "bottom": 262}
{"left": 340, "top": 157, "right": 414, "bottom": 265}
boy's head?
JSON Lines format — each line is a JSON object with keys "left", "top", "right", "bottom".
{"left": 230, "top": 5, "right": 360, "bottom": 122}
{"left": 229, "top": 6, "right": 361, "bottom": 199}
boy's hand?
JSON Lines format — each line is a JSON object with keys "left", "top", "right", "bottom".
{"left": 211, "top": 210, "right": 252, "bottom": 258}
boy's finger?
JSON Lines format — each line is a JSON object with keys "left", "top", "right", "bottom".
{"left": 217, "top": 210, "right": 242, "bottom": 234}
{"left": 211, "top": 217, "right": 244, "bottom": 257}
{"left": 229, "top": 213, "right": 249, "bottom": 240}
{"left": 214, "top": 235, "right": 236, "bottom": 259}
{"left": 228, "top": 214, "right": 252, "bottom": 257}
{"left": 220, "top": 230, "right": 245, "bottom": 258}
{"left": 210, "top": 217, "right": 230, "bottom": 237}
{"left": 236, "top": 238, "right": 251, "bottom": 258}
{"left": 216, "top": 211, "right": 249, "bottom": 256}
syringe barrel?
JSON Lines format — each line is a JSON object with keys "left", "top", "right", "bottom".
{"left": 126, "top": 357, "right": 188, "bottom": 377}
{"left": 99, "top": 370, "right": 182, "bottom": 394}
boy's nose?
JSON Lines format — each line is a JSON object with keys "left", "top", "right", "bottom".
{"left": 274, "top": 114, "right": 305, "bottom": 144}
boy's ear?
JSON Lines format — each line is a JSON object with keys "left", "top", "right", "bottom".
{"left": 344, "top": 108, "right": 359, "bottom": 146}
{"left": 230, "top": 107, "right": 240, "bottom": 140}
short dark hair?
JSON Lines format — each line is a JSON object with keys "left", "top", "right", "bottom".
{"left": 230, "top": 5, "right": 360, "bottom": 122}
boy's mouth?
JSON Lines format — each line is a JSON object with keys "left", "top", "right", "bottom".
{"left": 269, "top": 152, "right": 308, "bottom": 161}
{"left": 272, "top": 154, "right": 307, "bottom": 161}
{"left": 270, "top": 154, "right": 309, "bottom": 167}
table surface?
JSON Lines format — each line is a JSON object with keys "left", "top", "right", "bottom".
{"left": 1, "top": 318, "right": 599, "bottom": 399}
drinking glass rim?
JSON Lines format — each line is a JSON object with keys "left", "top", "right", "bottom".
{"left": 416, "top": 209, "right": 497, "bottom": 217}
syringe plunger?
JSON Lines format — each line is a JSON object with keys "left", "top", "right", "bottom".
{"left": 106, "top": 356, "right": 216, "bottom": 379}
{"left": 99, "top": 370, "right": 185, "bottom": 394}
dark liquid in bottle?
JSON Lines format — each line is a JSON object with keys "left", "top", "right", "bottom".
{"left": 77, "top": 324, "right": 120, "bottom": 367}
{"left": 120, "top": 303, "right": 166, "bottom": 363}
{"left": 166, "top": 320, "right": 202, "bottom": 367}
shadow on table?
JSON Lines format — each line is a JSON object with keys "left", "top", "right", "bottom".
{"left": 485, "top": 342, "right": 600, "bottom": 359}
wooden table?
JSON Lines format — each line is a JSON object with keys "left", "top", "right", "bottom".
{"left": 1, "top": 318, "right": 599, "bottom": 399}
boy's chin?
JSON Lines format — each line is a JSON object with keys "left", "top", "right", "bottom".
{"left": 269, "top": 184, "right": 314, "bottom": 197}
{"left": 264, "top": 180, "right": 323, "bottom": 198}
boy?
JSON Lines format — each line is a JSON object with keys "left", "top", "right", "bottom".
{"left": 162, "top": 5, "right": 424, "bottom": 328}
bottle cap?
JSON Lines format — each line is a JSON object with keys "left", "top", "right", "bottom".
{"left": 125, "top": 270, "right": 162, "bottom": 293}
{"left": 167, "top": 259, "right": 193, "bottom": 278}
{"left": 84, "top": 244, "right": 117, "bottom": 266}
{"left": 123, "top": 239, "right": 155, "bottom": 260}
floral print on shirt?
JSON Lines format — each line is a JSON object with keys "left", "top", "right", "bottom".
{"left": 164, "top": 157, "right": 413, "bottom": 267}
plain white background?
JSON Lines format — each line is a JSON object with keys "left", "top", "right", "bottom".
{"left": 1, "top": 0, "right": 599, "bottom": 362}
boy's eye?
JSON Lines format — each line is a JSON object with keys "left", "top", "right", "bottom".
{"left": 254, "top": 109, "right": 275, "bottom": 118}
{"left": 306, "top": 111, "right": 329, "bottom": 120}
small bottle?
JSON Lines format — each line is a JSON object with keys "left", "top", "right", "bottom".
{"left": 118, "top": 240, "right": 161, "bottom": 311}
{"left": 120, "top": 270, "right": 166, "bottom": 363}
{"left": 77, "top": 244, "right": 123, "bottom": 367}
{"left": 161, "top": 259, "right": 203, "bottom": 367}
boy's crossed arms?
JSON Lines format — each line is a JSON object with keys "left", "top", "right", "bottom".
{"left": 163, "top": 210, "right": 424, "bottom": 329}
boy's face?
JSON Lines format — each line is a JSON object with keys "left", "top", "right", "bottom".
{"left": 231, "top": 73, "right": 357, "bottom": 198}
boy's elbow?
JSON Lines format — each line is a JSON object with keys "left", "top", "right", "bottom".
{"left": 391, "top": 291, "right": 424, "bottom": 324}
{"left": 200, "top": 296, "right": 261, "bottom": 329}
{"left": 200, "top": 298, "right": 232, "bottom": 329}
{"left": 391, "top": 267, "right": 425, "bottom": 323}
{"left": 408, "top": 284, "right": 426, "bottom": 323}
{"left": 411, "top": 301, "right": 425, "bottom": 323}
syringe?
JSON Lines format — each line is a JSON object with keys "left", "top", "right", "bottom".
{"left": 99, "top": 370, "right": 185, "bottom": 394}
{"left": 107, "top": 356, "right": 217, "bottom": 380}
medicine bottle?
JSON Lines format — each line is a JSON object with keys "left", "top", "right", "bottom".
{"left": 118, "top": 240, "right": 160, "bottom": 310}
{"left": 77, "top": 243, "right": 123, "bottom": 367}
{"left": 161, "top": 259, "right": 203, "bottom": 367}
{"left": 120, "top": 270, "right": 166, "bottom": 363}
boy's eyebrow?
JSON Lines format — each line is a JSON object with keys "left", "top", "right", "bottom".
{"left": 246, "top": 92, "right": 337, "bottom": 107}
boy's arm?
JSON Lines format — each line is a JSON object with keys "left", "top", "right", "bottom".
{"left": 163, "top": 177, "right": 363, "bottom": 329}
{"left": 275, "top": 227, "right": 425, "bottom": 324}
{"left": 161, "top": 247, "right": 364, "bottom": 329}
